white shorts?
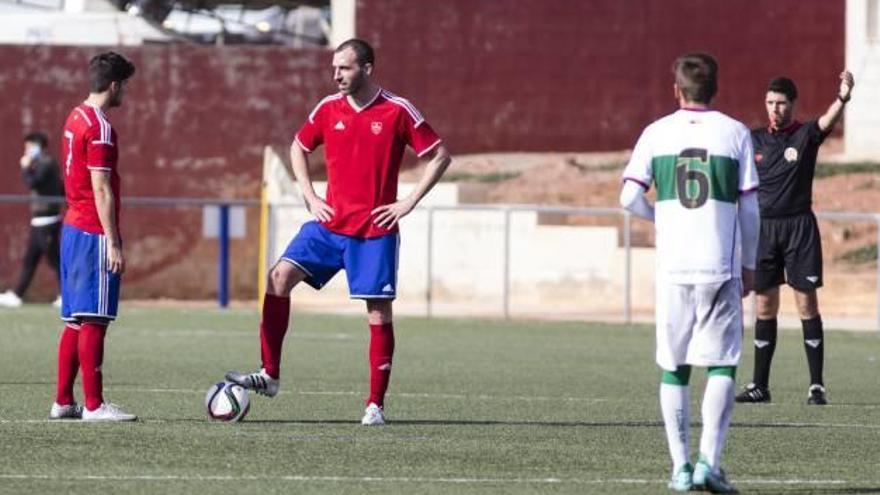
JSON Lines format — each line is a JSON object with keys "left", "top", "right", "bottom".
{"left": 655, "top": 277, "right": 743, "bottom": 371}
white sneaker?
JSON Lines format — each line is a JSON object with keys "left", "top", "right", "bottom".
{"left": 225, "top": 368, "right": 279, "bottom": 397}
{"left": 49, "top": 402, "right": 83, "bottom": 420}
{"left": 0, "top": 290, "right": 23, "bottom": 308}
{"left": 81, "top": 403, "right": 137, "bottom": 422}
{"left": 361, "top": 403, "right": 385, "bottom": 426}
{"left": 52, "top": 295, "right": 62, "bottom": 308}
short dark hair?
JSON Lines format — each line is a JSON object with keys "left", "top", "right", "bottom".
{"left": 335, "top": 38, "right": 374, "bottom": 66}
{"left": 672, "top": 53, "right": 718, "bottom": 104}
{"left": 767, "top": 77, "right": 798, "bottom": 101}
{"left": 89, "top": 51, "right": 136, "bottom": 93}
{"left": 24, "top": 131, "right": 48, "bottom": 148}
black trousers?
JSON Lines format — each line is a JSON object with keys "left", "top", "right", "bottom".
{"left": 14, "top": 222, "right": 61, "bottom": 297}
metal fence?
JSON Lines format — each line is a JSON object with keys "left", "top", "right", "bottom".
{"left": 408, "top": 204, "right": 630, "bottom": 320}
{"left": 3, "top": 194, "right": 879, "bottom": 329}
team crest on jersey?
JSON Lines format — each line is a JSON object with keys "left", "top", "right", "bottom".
{"left": 755, "top": 152, "right": 763, "bottom": 163}
{"left": 371, "top": 121, "right": 383, "bottom": 135}
{"left": 784, "top": 147, "right": 798, "bottom": 163}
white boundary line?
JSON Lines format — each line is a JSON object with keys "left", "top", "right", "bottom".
{"left": 0, "top": 474, "right": 851, "bottom": 486}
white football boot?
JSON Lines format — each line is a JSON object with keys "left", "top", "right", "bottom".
{"left": 225, "top": 368, "right": 279, "bottom": 397}
{"left": 49, "top": 402, "right": 83, "bottom": 420}
{"left": 361, "top": 403, "right": 386, "bottom": 426}
{"left": 0, "top": 290, "right": 23, "bottom": 308}
{"left": 81, "top": 403, "right": 137, "bottom": 422}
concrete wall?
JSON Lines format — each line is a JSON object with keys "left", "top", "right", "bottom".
{"left": 268, "top": 181, "right": 877, "bottom": 327}
{"left": 845, "top": 0, "right": 880, "bottom": 159}
{"left": 268, "top": 179, "right": 656, "bottom": 320}
{"left": 330, "top": 0, "right": 357, "bottom": 48}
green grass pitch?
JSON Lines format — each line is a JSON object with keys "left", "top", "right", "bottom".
{"left": 0, "top": 306, "right": 878, "bottom": 494}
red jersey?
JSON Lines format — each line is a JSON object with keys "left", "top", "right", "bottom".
{"left": 61, "top": 103, "right": 121, "bottom": 235}
{"left": 294, "top": 89, "right": 442, "bottom": 238}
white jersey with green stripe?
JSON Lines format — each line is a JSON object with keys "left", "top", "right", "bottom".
{"left": 623, "top": 109, "right": 759, "bottom": 284}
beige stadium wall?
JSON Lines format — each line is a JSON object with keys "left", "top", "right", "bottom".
{"left": 845, "top": 0, "right": 880, "bottom": 160}
{"left": 269, "top": 194, "right": 658, "bottom": 320}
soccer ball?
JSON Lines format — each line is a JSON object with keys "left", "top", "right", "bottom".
{"left": 205, "top": 381, "right": 250, "bottom": 422}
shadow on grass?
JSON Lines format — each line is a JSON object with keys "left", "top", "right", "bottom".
{"left": 241, "top": 419, "right": 666, "bottom": 427}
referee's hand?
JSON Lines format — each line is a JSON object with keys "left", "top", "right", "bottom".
{"left": 839, "top": 70, "right": 854, "bottom": 100}
{"left": 741, "top": 268, "right": 755, "bottom": 297}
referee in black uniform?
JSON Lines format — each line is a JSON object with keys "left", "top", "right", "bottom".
{"left": 736, "top": 71, "right": 854, "bottom": 406}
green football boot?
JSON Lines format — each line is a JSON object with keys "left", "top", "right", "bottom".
{"left": 667, "top": 463, "right": 693, "bottom": 492}
{"left": 693, "top": 456, "right": 738, "bottom": 494}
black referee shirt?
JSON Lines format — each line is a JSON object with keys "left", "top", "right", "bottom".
{"left": 751, "top": 120, "right": 829, "bottom": 218}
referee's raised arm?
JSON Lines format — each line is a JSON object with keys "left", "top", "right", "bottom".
{"left": 817, "top": 70, "right": 854, "bottom": 133}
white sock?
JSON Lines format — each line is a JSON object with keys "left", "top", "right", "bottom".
{"left": 699, "top": 375, "right": 735, "bottom": 471}
{"left": 660, "top": 383, "right": 690, "bottom": 471}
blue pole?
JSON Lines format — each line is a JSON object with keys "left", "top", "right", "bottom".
{"left": 218, "top": 204, "right": 230, "bottom": 308}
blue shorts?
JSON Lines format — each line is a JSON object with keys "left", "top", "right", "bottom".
{"left": 60, "top": 224, "right": 121, "bottom": 321}
{"left": 281, "top": 221, "right": 399, "bottom": 299}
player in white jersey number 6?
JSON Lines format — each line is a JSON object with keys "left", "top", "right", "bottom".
{"left": 620, "top": 53, "right": 760, "bottom": 494}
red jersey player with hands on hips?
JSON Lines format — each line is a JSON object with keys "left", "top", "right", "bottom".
{"left": 226, "top": 38, "right": 452, "bottom": 425}
{"left": 51, "top": 52, "right": 137, "bottom": 422}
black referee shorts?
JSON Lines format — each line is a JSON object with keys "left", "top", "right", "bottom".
{"left": 755, "top": 211, "right": 823, "bottom": 292}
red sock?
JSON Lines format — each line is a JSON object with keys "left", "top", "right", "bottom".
{"left": 260, "top": 294, "right": 290, "bottom": 379}
{"left": 78, "top": 322, "right": 107, "bottom": 411}
{"left": 55, "top": 323, "right": 80, "bottom": 405}
{"left": 368, "top": 323, "right": 395, "bottom": 407}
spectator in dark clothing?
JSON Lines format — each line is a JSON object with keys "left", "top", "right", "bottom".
{"left": 0, "top": 132, "right": 64, "bottom": 308}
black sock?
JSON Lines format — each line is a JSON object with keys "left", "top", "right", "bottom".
{"left": 802, "top": 316, "right": 824, "bottom": 386}
{"left": 753, "top": 318, "right": 777, "bottom": 388}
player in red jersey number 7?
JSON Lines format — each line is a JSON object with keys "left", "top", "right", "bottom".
{"left": 226, "top": 39, "right": 451, "bottom": 425}
{"left": 50, "top": 52, "right": 137, "bottom": 422}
